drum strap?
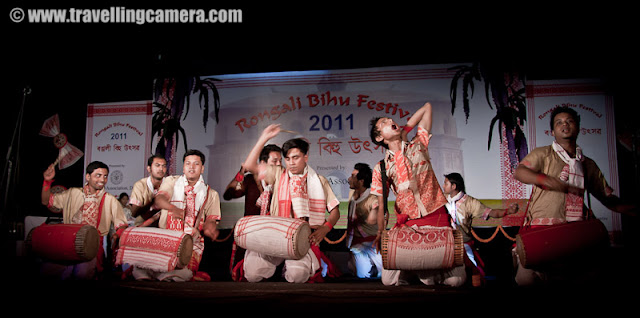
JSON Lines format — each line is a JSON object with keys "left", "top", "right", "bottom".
{"left": 94, "top": 193, "right": 107, "bottom": 273}
{"left": 95, "top": 193, "right": 107, "bottom": 230}
{"left": 583, "top": 164, "right": 594, "bottom": 219}
{"left": 193, "top": 186, "right": 211, "bottom": 234}
{"left": 380, "top": 159, "right": 389, "bottom": 223}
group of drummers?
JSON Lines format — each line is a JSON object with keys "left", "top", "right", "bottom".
{"left": 32, "top": 102, "right": 636, "bottom": 286}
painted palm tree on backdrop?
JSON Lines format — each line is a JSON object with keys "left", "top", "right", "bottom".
{"left": 152, "top": 76, "right": 220, "bottom": 172}
{"left": 449, "top": 61, "right": 528, "bottom": 169}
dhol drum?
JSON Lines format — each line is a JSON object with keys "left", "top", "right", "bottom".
{"left": 115, "top": 227, "right": 193, "bottom": 272}
{"left": 234, "top": 215, "right": 311, "bottom": 260}
{"left": 26, "top": 223, "right": 99, "bottom": 263}
{"left": 382, "top": 226, "right": 464, "bottom": 270}
{"left": 515, "top": 218, "right": 610, "bottom": 269}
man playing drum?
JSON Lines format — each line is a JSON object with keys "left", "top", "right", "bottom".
{"left": 223, "top": 144, "right": 282, "bottom": 215}
{"left": 240, "top": 125, "right": 341, "bottom": 283}
{"left": 135, "top": 149, "right": 221, "bottom": 281}
{"left": 40, "top": 161, "right": 129, "bottom": 279}
{"left": 128, "top": 154, "right": 167, "bottom": 226}
{"left": 514, "top": 106, "right": 637, "bottom": 285}
{"left": 224, "top": 144, "right": 282, "bottom": 280}
{"left": 369, "top": 102, "right": 466, "bottom": 286}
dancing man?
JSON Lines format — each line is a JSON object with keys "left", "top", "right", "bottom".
{"left": 514, "top": 106, "right": 636, "bottom": 285}
{"left": 369, "top": 102, "right": 466, "bottom": 286}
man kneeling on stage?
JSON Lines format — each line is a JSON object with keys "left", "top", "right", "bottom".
{"left": 133, "top": 149, "right": 221, "bottom": 282}
{"left": 240, "top": 124, "right": 341, "bottom": 283}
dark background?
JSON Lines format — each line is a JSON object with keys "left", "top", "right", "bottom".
{"left": 3, "top": 4, "right": 638, "bottom": 244}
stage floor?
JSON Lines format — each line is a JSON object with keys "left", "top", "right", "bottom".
{"left": 7, "top": 272, "right": 636, "bottom": 313}
{"left": 4, "top": 245, "right": 637, "bottom": 312}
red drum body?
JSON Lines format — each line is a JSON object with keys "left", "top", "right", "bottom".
{"left": 27, "top": 223, "right": 99, "bottom": 263}
{"left": 234, "top": 215, "right": 311, "bottom": 260}
{"left": 382, "top": 226, "right": 464, "bottom": 270}
{"left": 515, "top": 219, "right": 610, "bottom": 269}
{"left": 115, "top": 227, "right": 193, "bottom": 272}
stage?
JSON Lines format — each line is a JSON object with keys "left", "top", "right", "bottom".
{"left": 3, "top": 5, "right": 639, "bottom": 314}
{"left": 4, "top": 245, "right": 637, "bottom": 313}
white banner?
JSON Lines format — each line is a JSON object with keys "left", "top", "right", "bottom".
{"left": 84, "top": 101, "right": 153, "bottom": 197}
{"left": 87, "top": 66, "right": 618, "bottom": 233}
{"left": 174, "top": 64, "right": 512, "bottom": 228}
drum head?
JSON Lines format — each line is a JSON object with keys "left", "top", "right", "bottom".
{"left": 177, "top": 234, "right": 194, "bottom": 268}
{"left": 76, "top": 225, "right": 100, "bottom": 261}
{"left": 381, "top": 230, "right": 390, "bottom": 269}
{"left": 292, "top": 222, "right": 311, "bottom": 260}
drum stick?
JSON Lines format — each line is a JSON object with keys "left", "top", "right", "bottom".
{"left": 280, "top": 129, "right": 299, "bottom": 135}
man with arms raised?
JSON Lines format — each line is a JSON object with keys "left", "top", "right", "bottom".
{"left": 369, "top": 102, "right": 466, "bottom": 286}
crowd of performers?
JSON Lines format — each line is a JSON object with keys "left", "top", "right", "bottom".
{"left": 34, "top": 102, "right": 637, "bottom": 286}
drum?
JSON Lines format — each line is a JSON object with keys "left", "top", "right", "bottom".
{"left": 115, "top": 227, "right": 193, "bottom": 272}
{"left": 515, "top": 218, "right": 610, "bottom": 269}
{"left": 234, "top": 215, "right": 311, "bottom": 260}
{"left": 382, "top": 226, "right": 464, "bottom": 270}
{"left": 26, "top": 223, "right": 99, "bottom": 263}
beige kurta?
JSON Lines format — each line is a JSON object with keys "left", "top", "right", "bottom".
{"left": 49, "top": 187, "right": 128, "bottom": 236}
{"left": 129, "top": 177, "right": 160, "bottom": 208}
{"left": 348, "top": 189, "right": 379, "bottom": 239}
{"left": 519, "top": 145, "right": 614, "bottom": 225}
{"left": 156, "top": 175, "right": 221, "bottom": 229}
{"left": 447, "top": 193, "right": 491, "bottom": 242}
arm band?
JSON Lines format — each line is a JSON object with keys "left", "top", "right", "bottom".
{"left": 43, "top": 179, "right": 54, "bottom": 191}
{"left": 535, "top": 173, "right": 548, "bottom": 190}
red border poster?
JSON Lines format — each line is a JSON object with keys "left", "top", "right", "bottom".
{"left": 84, "top": 101, "right": 153, "bottom": 197}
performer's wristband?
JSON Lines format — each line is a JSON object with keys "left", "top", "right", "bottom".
{"left": 535, "top": 173, "right": 548, "bottom": 190}
{"left": 402, "top": 125, "right": 413, "bottom": 133}
{"left": 43, "top": 179, "right": 54, "bottom": 191}
{"left": 323, "top": 221, "right": 333, "bottom": 231}
{"left": 235, "top": 171, "right": 244, "bottom": 182}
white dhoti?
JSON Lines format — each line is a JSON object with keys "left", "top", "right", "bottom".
{"left": 131, "top": 266, "right": 193, "bottom": 282}
{"left": 243, "top": 249, "right": 320, "bottom": 283}
{"left": 382, "top": 265, "right": 466, "bottom": 287}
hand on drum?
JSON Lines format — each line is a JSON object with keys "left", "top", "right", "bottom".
{"left": 373, "top": 234, "right": 382, "bottom": 253}
{"left": 309, "top": 224, "right": 331, "bottom": 246}
{"left": 202, "top": 219, "right": 219, "bottom": 241}
{"left": 169, "top": 208, "right": 185, "bottom": 220}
